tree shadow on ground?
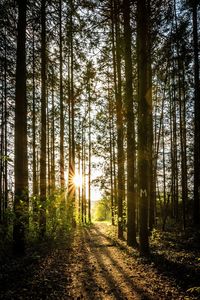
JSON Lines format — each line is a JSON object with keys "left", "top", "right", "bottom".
{"left": 93, "top": 224, "right": 199, "bottom": 297}
{"left": 0, "top": 231, "right": 74, "bottom": 300}
{"left": 149, "top": 251, "right": 200, "bottom": 292}
{"left": 82, "top": 227, "right": 152, "bottom": 300}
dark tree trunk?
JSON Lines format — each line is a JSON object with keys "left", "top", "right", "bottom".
{"left": 39, "top": 0, "right": 47, "bottom": 237}
{"left": 174, "top": 0, "right": 188, "bottom": 229}
{"left": 108, "top": 84, "right": 115, "bottom": 225}
{"left": 193, "top": 0, "right": 200, "bottom": 226}
{"left": 0, "top": 64, "right": 3, "bottom": 222}
{"left": 81, "top": 118, "right": 86, "bottom": 224}
{"left": 47, "top": 91, "right": 51, "bottom": 196}
{"left": 13, "top": 0, "right": 28, "bottom": 255}
{"left": 146, "top": 0, "right": 154, "bottom": 232}
{"left": 50, "top": 72, "right": 55, "bottom": 192}
{"left": 59, "top": 0, "right": 65, "bottom": 189}
{"left": 123, "top": 0, "right": 137, "bottom": 247}
{"left": 88, "top": 78, "right": 91, "bottom": 223}
{"left": 32, "top": 28, "right": 38, "bottom": 223}
{"left": 77, "top": 137, "right": 81, "bottom": 222}
{"left": 137, "top": 0, "right": 151, "bottom": 255}
{"left": 172, "top": 55, "right": 179, "bottom": 221}
{"left": 68, "top": 0, "right": 76, "bottom": 224}
{"left": 111, "top": 0, "right": 125, "bottom": 239}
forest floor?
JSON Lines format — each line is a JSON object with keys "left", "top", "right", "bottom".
{"left": 0, "top": 222, "right": 200, "bottom": 300}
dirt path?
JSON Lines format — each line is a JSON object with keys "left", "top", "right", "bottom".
{"left": 66, "top": 223, "right": 186, "bottom": 300}
{"left": 0, "top": 223, "right": 192, "bottom": 299}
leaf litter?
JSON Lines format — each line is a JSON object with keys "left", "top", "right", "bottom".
{"left": 0, "top": 223, "right": 199, "bottom": 299}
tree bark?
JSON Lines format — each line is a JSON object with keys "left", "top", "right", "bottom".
{"left": 123, "top": 0, "right": 137, "bottom": 246}
{"left": 137, "top": 0, "right": 151, "bottom": 255}
{"left": 88, "top": 77, "right": 91, "bottom": 223}
{"left": 111, "top": 0, "right": 125, "bottom": 239}
{"left": 13, "top": 0, "right": 28, "bottom": 254}
{"left": 193, "top": 0, "right": 200, "bottom": 226}
{"left": 39, "top": 0, "right": 47, "bottom": 237}
{"left": 32, "top": 28, "right": 38, "bottom": 224}
{"left": 59, "top": 0, "right": 65, "bottom": 189}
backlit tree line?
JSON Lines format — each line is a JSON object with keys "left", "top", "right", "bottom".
{"left": 0, "top": 0, "right": 199, "bottom": 255}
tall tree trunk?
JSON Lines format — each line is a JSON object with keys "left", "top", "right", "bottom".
{"left": 0, "top": 64, "right": 3, "bottom": 222}
{"left": 178, "top": 67, "right": 187, "bottom": 229}
{"left": 39, "top": 0, "right": 47, "bottom": 237}
{"left": 81, "top": 118, "right": 86, "bottom": 223}
{"left": 49, "top": 74, "right": 56, "bottom": 221}
{"left": 88, "top": 78, "right": 91, "bottom": 223}
{"left": 50, "top": 72, "right": 55, "bottom": 193}
{"left": 181, "top": 66, "right": 188, "bottom": 223}
{"left": 110, "top": 1, "right": 117, "bottom": 227}
{"left": 154, "top": 79, "right": 165, "bottom": 225}
{"left": 162, "top": 115, "right": 167, "bottom": 231}
{"left": 108, "top": 82, "right": 115, "bottom": 225}
{"left": 0, "top": 40, "right": 8, "bottom": 227}
{"left": 59, "top": 0, "right": 65, "bottom": 188}
{"left": 47, "top": 93, "right": 51, "bottom": 196}
{"left": 111, "top": 0, "right": 125, "bottom": 239}
{"left": 169, "top": 74, "right": 178, "bottom": 219}
{"left": 67, "top": 54, "right": 72, "bottom": 195}
{"left": 113, "top": 125, "right": 118, "bottom": 220}
{"left": 111, "top": 101, "right": 117, "bottom": 222}
{"left": 137, "top": 0, "right": 151, "bottom": 255}
{"left": 13, "top": 0, "right": 28, "bottom": 254}
{"left": 193, "top": 0, "right": 200, "bottom": 226}
{"left": 77, "top": 139, "right": 81, "bottom": 222}
{"left": 171, "top": 56, "right": 179, "bottom": 221}
{"left": 68, "top": 0, "right": 76, "bottom": 223}
{"left": 81, "top": 121, "right": 85, "bottom": 223}
{"left": 146, "top": 0, "right": 154, "bottom": 232}
{"left": 123, "top": 0, "right": 137, "bottom": 246}
{"left": 4, "top": 37, "right": 8, "bottom": 225}
{"left": 174, "top": 0, "right": 188, "bottom": 229}
{"left": 32, "top": 28, "right": 38, "bottom": 223}
{"left": 169, "top": 79, "right": 174, "bottom": 218}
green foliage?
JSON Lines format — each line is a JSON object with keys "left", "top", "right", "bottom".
{"left": 93, "top": 197, "right": 111, "bottom": 222}
{"left": 187, "top": 286, "right": 200, "bottom": 295}
{"left": 0, "top": 155, "right": 13, "bottom": 162}
{"left": 0, "top": 208, "right": 14, "bottom": 259}
{"left": 151, "top": 228, "right": 162, "bottom": 242}
{"left": 27, "top": 189, "right": 73, "bottom": 242}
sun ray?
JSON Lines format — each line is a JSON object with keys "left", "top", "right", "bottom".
{"left": 73, "top": 174, "right": 82, "bottom": 187}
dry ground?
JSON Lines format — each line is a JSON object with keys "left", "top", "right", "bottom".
{"left": 0, "top": 223, "right": 198, "bottom": 299}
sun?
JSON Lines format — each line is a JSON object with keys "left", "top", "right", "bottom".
{"left": 73, "top": 174, "right": 82, "bottom": 187}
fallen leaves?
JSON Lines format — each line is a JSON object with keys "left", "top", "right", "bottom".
{"left": 0, "top": 224, "right": 199, "bottom": 299}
